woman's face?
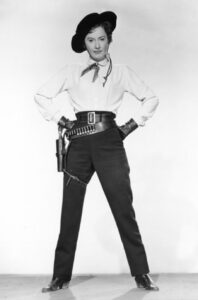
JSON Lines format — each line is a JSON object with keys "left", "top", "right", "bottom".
{"left": 84, "top": 26, "right": 109, "bottom": 62}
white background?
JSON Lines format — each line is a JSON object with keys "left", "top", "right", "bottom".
{"left": 0, "top": 0, "right": 198, "bottom": 275}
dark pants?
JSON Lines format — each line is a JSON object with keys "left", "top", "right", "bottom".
{"left": 53, "top": 127, "right": 149, "bottom": 281}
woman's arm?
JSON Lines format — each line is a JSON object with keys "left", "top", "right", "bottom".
{"left": 124, "top": 65, "right": 159, "bottom": 126}
{"left": 34, "top": 66, "right": 69, "bottom": 123}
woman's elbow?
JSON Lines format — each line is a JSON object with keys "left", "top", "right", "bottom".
{"left": 34, "top": 93, "right": 40, "bottom": 104}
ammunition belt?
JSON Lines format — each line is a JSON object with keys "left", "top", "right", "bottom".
{"left": 66, "top": 121, "right": 116, "bottom": 140}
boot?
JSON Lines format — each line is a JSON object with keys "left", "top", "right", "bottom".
{"left": 135, "top": 274, "right": 159, "bottom": 291}
{"left": 42, "top": 277, "right": 69, "bottom": 293}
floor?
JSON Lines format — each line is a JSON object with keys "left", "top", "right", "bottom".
{"left": 0, "top": 274, "right": 198, "bottom": 300}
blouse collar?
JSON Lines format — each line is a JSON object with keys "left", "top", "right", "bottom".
{"left": 87, "top": 54, "right": 110, "bottom": 67}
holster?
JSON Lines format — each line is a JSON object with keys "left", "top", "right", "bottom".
{"left": 56, "top": 126, "right": 66, "bottom": 172}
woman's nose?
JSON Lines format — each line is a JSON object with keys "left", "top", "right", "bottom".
{"left": 95, "top": 40, "right": 100, "bottom": 49}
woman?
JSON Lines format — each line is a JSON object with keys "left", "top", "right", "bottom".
{"left": 35, "top": 11, "right": 159, "bottom": 293}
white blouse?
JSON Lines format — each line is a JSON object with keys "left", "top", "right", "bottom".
{"left": 34, "top": 58, "right": 159, "bottom": 126}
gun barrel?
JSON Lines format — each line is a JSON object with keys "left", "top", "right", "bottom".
{"left": 56, "top": 137, "right": 65, "bottom": 172}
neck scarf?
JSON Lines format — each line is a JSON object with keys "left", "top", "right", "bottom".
{"left": 80, "top": 56, "right": 112, "bottom": 86}
{"left": 81, "top": 63, "right": 100, "bottom": 82}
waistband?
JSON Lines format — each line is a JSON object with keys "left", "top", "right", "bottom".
{"left": 75, "top": 111, "right": 116, "bottom": 124}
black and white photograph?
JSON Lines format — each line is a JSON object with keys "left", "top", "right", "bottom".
{"left": 0, "top": 0, "right": 197, "bottom": 299}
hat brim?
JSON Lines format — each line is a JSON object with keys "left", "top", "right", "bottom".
{"left": 71, "top": 11, "right": 117, "bottom": 53}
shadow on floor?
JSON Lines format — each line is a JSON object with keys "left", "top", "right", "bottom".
{"left": 112, "top": 288, "right": 149, "bottom": 300}
{"left": 69, "top": 274, "right": 96, "bottom": 288}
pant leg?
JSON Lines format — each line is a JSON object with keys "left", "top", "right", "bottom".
{"left": 91, "top": 128, "right": 149, "bottom": 276}
{"left": 53, "top": 138, "right": 94, "bottom": 281}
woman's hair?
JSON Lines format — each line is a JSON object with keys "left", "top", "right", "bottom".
{"left": 91, "top": 21, "right": 113, "bottom": 44}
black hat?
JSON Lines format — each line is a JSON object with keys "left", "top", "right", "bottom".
{"left": 71, "top": 11, "right": 117, "bottom": 53}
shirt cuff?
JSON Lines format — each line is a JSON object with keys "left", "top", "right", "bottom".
{"left": 132, "top": 116, "right": 145, "bottom": 127}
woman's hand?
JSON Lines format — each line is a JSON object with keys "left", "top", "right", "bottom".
{"left": 58, "top": 116, "right": 75, "bottom": 130}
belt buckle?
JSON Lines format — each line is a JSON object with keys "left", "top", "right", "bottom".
{"left": 87, "top": 112, "right": 95, "bottom": 124}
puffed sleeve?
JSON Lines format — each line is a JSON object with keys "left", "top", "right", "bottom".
{"left": 34, "top": 65, "right": 70, "bottom": 123}
{"left": 124, "top": 65, "right": 159, "bottom": 126}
